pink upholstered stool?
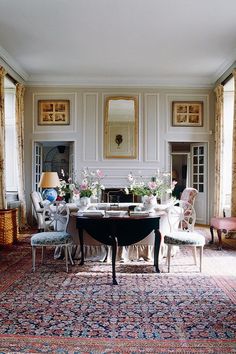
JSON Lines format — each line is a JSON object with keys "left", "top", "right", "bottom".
{"left": 210, "top": 217, "right": 236, "bottom": 250}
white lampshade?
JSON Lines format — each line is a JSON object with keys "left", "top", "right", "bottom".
{"left": 38, "top": 172, "right": 60, "bottom": 188}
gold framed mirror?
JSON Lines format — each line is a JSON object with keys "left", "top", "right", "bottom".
{"left": 104, "top": 96, "right": 138, "bottom": 159}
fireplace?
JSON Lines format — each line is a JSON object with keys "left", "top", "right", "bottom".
{"left": 101, "top": 188, "right": 140, "bottom": 203}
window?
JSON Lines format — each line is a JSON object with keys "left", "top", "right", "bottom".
{"left": 223, "top": 77, "right": 234, "bottom": 214}
{"left": 4, "top": 82, "right": 18, "bottom": 192}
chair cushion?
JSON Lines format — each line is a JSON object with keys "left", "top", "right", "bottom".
{"left": 31, "top": 232, "right": 73, "bottom": 246}
{"left": 210, "top": 217, "right": 236, "bottom": 231}
{"left": 164, "top": 231, "right": 205, "bottom": 246}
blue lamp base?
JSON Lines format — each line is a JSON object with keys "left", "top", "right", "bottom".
{"left": 42, "top": 188, "right": 57, "bottom": 202}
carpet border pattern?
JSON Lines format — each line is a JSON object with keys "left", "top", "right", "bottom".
{"left": 0, "top": 335, "right": 236, "bottom": 353}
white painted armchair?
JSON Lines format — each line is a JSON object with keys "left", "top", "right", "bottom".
{"left": 30, "top": 191, "right": 46, "bottom": 231}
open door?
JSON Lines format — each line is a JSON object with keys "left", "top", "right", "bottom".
{"left": 169, "top": 142, "right": 208, "bottom": 224}
{"left": 171, "top": 152, "right": 190, "bottom": 190}
{"left": 190, "top": 143, "right": 208, "bottom": 224}
{"left": 33, "top": 141, "right": 75, "bottom": 192}
{"left": 33, "top": 142, "right": 43, "bottom": 191}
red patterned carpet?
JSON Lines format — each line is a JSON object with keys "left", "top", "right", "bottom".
{"left": 0, "top": 229, "right": 235, "bottom": 353}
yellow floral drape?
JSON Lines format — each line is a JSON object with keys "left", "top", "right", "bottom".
{"left": 232, "top": 70, "right": 236, "bottom": 216}
{"left": 213, "top": 84, "right": 224, "bottom": 217}
{"left": 15, "top": 83, "right": 28, "bottom": 228}
{"left": 0, "top": 66, "right": 7, "bottom": 209}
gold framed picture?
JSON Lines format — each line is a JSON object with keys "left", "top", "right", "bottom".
{"left": 104, "top": 96, "right": 138, "bottom": 159}
{"left": 172, "top": 101, "right": 203, "bottom": 127}
{"left": 38, "top": 100, "right": 70, "bottom": 125}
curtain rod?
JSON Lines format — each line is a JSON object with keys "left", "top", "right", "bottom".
{"left": 6, "top": 73, "right": 18, "bottom": 85}
{"left": 0, "top": 55, "right": 27, "bottom": 83}
{"left": 221, "top": 73, "right": 233, "bottom": 86}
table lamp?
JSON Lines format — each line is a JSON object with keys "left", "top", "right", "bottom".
{"left": 39, "top": 172, "right": 60, "bottom": 202}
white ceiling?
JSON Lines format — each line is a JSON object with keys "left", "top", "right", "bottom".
{"left": 0, "top": 0, "right": 236, "bottom": 87}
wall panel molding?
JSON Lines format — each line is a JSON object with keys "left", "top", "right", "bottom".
{"left": 32, "top": 92, "right": 77, "bottom": 134}
{"left": 144, "top": 93, "right": 160, "bottom": 162}
{"left": 83, "top": 92, "right": 99, "bottom": 161}
{"left": 165, "top": 93, "right": 210, "bottom": 134}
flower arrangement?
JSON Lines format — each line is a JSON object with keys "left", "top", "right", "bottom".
{"left": 58, "top": 178, "right": 74, "bottom": 197}
{"left": 73, "top": 168, "right": 105, "bottom": 199}
{"left": 57, "top": 170, "right": 75, "bottom": 201}
{"left": 125, "top": 171, "right": 172, "bottom": 198}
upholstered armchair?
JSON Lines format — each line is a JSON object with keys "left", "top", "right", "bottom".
{"left": 30, "top": 191, "right": 46, "bottom": 231}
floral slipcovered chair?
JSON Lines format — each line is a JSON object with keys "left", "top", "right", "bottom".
{"left": 180, "top": 187, "right": 198, "bottom": 206}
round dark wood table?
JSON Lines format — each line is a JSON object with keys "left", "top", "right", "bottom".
{"left": 76, "top": 214, "right": 161, "bottom": 284}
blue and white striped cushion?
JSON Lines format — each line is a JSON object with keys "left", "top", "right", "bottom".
{"left": 31, "top": 232, "right": 72, "bottom": 246}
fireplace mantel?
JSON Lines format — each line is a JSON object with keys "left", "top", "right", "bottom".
{"left": 102, "top": 188, "right": 140, "bottom": 203}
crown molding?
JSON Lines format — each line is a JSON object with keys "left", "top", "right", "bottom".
{"left": 0, "top": 45, "right": 29, "bottom": 81}
{"left": 212, "top": 54, "right": 236, "bottom": 84}
{"left": 1, "top": 43, "right": 234, "bottom": 89}
{"left": 25, "top": 74, "right": 213, "bottom": 89}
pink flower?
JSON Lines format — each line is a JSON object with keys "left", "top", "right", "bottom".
{"left": 148, "top": 181, "right": 157, "bottom": 190}
{"left": 96, "top": 169, "right": 104, "bottom": 178}
{"left": 80, "top": 182, "right": 88, "bottom": 190}
{"left": 73, "top": 188, "right": 80, "bottom": 195}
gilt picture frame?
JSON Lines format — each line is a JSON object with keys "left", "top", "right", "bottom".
{"left": 104, "top": 96, "right": 138, "bottom": 159}
{"left": 38, "top": 100, "right": 70, "bottom": 125}
{"left": 172, "top": 101, "right": 203, "bottom": 127}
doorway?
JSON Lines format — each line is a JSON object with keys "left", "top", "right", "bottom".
{"left": 169, "top": 142, "right": 208, "bottom": 224}
{"left": 33, "top": 141, "right": 75, "bottom": 191}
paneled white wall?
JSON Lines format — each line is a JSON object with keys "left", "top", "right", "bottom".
{"left": 83, "top": 93, "right": 98, "bottom": 161}
{"left": 24, "top": 86, "right": 214, "bottom": 219}
{"left": 144, "top": 93, "right": 160, "bottom": 162}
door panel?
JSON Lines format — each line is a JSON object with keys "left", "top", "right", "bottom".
{"left": 34, "top": 142, "right": 43, "bottom": 191}
{"left": 69, "top": 142, "right": 74, "bottom": 179}
{"left": 191, "top": 143, "right": 208, "bottom": 224}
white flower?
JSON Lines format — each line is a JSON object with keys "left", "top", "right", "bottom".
{"left": 82, "top": 178, "right": 88, "bottom": 185}
{"left": 124, "top": 187, "right": 129, "bottom": 194}
{"left": 82, "top": 169, "right": 89, "bottom": 177}
{"left": 128, "top": 173, "right": 134, "bottom": 182}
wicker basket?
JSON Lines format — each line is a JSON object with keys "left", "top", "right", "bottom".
{"left": 0, "top": 208, "right": 18, "bottom": 245}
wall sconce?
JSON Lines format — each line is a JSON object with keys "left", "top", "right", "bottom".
{"left": 39, "top": 172, "right": 60, "bottom": 202}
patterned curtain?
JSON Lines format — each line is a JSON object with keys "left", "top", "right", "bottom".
{"left": 213, "top": 84, "right": 224, "bottom": 217}
{"left": 0, "top": 67, "right": 7, "bottom": 209}
{"left": 231, "top": 70, "right": 236, "bottom": 216}
{"left": 15, "top": 83, "right": 28, "bottom": 228}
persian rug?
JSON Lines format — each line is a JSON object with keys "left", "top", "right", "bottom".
{"left": 0, "top": 231, "right": 235, "bottom": 353}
